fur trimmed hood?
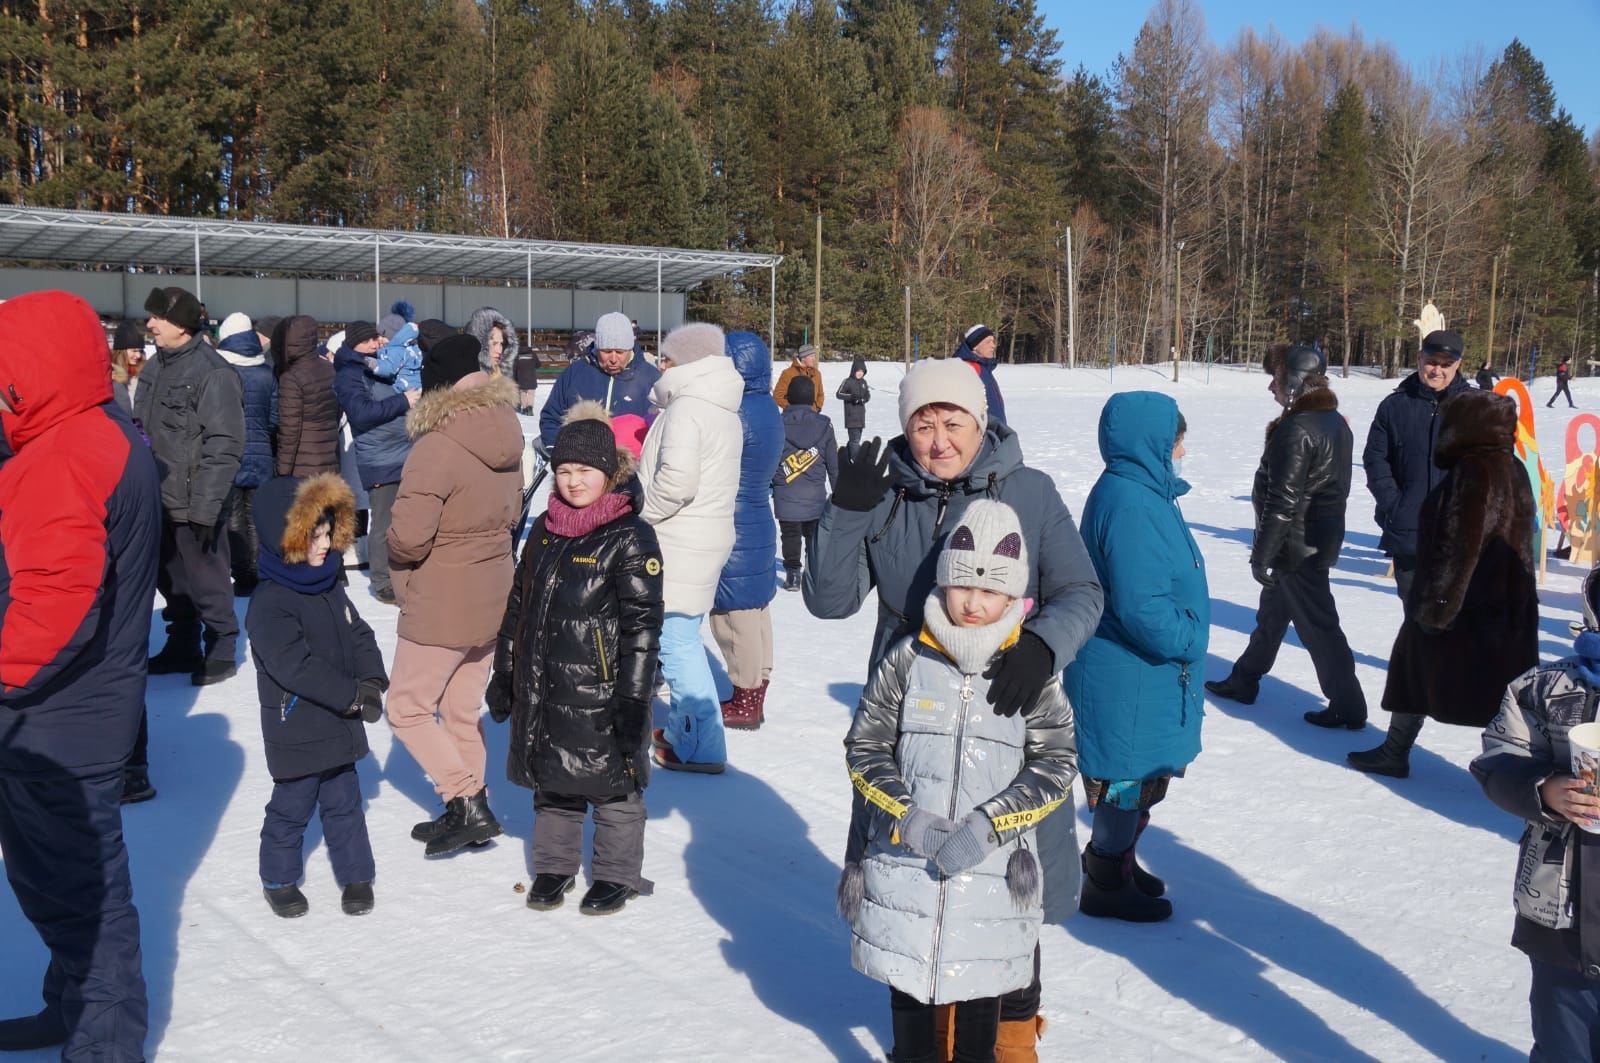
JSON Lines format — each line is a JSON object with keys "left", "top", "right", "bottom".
{"left": 465, "top": 306, "right": 518, "bottom": 379}
{"left": 1436, "top": 389, "right": 1516, "bottom": 469}
{"left": 407, "top": 372, "right": 519, "bottom": 439}
{"left": 252, "top": 473, "right": 357, "bottom": 563}
{"left": 561, "top": 398, "right": 638, "bottom": 492}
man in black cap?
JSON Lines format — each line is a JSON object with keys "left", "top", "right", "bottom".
{"left": 1347, "top": 327, "right": 1470, "bottom": 777}
{"left": 1548, "top": 357, "right": 1576, "bottom": 408}
{"left": 134, "top": 286, "right": 246, "bottom": 686}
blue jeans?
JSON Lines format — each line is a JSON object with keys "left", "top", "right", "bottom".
{"left": 1531, "top": 958, "right": 1600, "bottom": 1062}
{"left": 659, "top": 613, "right": 726, "bottom": 765}
{"left": 259, "top": 764, "right": 374, "bottom": 888}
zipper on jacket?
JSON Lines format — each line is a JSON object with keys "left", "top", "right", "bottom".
{"left": 594, "top": 628, "right": 610, "bottom": 682}
{"left": 870, "top": 489, "right": 906, "bottom": 544}
{"left": 280, "top": 694, "right": 298, "bottom": 722}
{"left": 931, "top": 486, "right": 953, "bottom": 540}
{"left": 930, "top": 669, "right": 978, "bottom": 1002}
{"left": 604, "top": 375, "right": 616, "bottom": 414}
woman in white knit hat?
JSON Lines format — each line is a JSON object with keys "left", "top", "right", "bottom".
{"left": 804, "top": 355, "right": 1104, "bottom": 1058}
{"left": 637, "top": 322, "right": 745, "bottom": 773}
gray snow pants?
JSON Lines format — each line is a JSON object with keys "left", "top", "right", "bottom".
{"left": 533, "top": 790, "right": 649, "bottom": 892}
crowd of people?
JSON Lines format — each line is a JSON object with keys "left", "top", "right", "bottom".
{"left": 1, "top": 284, "right": 1596, "bottom": 1063}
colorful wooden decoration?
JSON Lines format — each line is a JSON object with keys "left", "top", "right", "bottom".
{"left": 1560, "top": 414, "right": 1600, "bottom": 566}
{"left": 1496, "top": 378, "right": 1556, "bottom": 582}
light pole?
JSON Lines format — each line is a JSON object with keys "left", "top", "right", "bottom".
{"left": 1173, "top": 240, "right": 1185, "bottom": 383}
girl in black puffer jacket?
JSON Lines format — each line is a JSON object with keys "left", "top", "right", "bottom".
{"left": 488, "top": 402, "right": 664, "bottom": 915}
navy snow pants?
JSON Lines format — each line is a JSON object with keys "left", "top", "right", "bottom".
{"left": 0, "top": 769, "right": 148, "bottom": 1061}
{"left": 259, "top": 764, "right": 374, "bottom": 888}
{"left": 1531, "top": 958, "right": 1600, "bottom": 1062}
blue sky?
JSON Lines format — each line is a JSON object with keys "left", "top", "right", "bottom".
{"left": 1037, "top": 0, "right": 1600, "bottom": 137}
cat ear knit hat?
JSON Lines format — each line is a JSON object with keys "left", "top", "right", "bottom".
{"left": 936, "top": 499, "right": 1028, "bottom": 598}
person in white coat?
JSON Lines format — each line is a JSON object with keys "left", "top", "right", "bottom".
{"left": 639, "top": 322, "right": 744, "bottom": 773}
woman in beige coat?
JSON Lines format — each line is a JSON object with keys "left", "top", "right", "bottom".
{"left": 385, "top": 334, "right": 524, "bottom": 856}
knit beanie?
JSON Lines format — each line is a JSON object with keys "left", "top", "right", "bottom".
{"left": 143, "top": 286, "right": 205, "bottom": 334}
{"left": 551, "top": 417, "right": 620, "bottom": 478}
{"left": 254, "top": 315, "right": 282, "bottom": 341}
{"left": 594, "top": 311, "right": 635, "bottom": 352}
{"left": 898, "top": 358, "right": 988, "bottom": 432}
{"left": 785, "top": 374, "right": 816, "bottom": 408}
{"left": 345, "top": 320, "right": 379, "bottom": 348}
{"left": 112, "top": 319, "right": 145, "bottom": 351}
{"left": 416, "top": 318, "right": 455, "bottom": 354}
{"left": 610, "top": 413, "right": 649, "bottom": 459}
{"left": 377, "top": 313, "right": 406, "bottom": 339}
{"left": 660, "top": 322, "right": 724, "bottom": 366}
{"left": 217, "top": 312, "right": 252, "bottom": 343}
{"left": 797, "top": 343, "right": 818, "bottom": 361}
{"left": 963, "top": 324, "right": 995, "bottom": 350}
{"left": 936, "top": 500, "right": 1028, "bottom": 598}
{"left": 421, "top": 333, "right": 482, "bottom": 392}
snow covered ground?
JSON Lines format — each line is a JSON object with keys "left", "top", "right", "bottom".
{"left": 3, "top": 356, "right": 1593, "bottom": 1061}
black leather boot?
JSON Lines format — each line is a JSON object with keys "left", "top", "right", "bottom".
{"left": 1304, "top": 706, "right": 1366, "bottom": 730}
{"left": 1347, "top": 713, "right": 1425, "bottom": 778}
{"left": 120, "top": 765, "right": 156, "bottom": 805}
{"left": 579, "top": 880, "right": 638, "bottom": 915}
{"left": 1079, "top": 845, "right": 1172, "bottom": 922}
{"left": 1203, "top": 672, "right": 1258, "bottom": 705}
{"left": 411, "top": 810, "right": 448, "bottom": 843}
{"left": 0, "top": 1009, "right": 66, "bottom": 1051}
{"left": 424, "top": 788, "right": 502, "bottom": 857}
{"left": 526, "top": 874, "right": 576, "bottom": 911}
{"left": 148, "top": 638, "right": 203, "bottom": 675}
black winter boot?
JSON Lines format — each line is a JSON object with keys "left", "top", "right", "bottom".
{"left": 120, "top": 765, "right": 156, "bottom": 805}
{"left": 784, "top": 568, "right": 802, "bottom": 592}
{"left": 148, "top": 639, "right": 203, "bottom": 675}
{"left": 191, "top": 656, "right": 238, "bottom": 687}
{"left": 579, "top": 880, "right": 637, "bottom": 915}
{"left": 0, "top": 1009, "right": 66, "bottom": 1051}
{"left": 1079, "top": 845, "right": 1172, "bottom": 922}
{"left": 411, "top": 811, "right": 447, "bottom": 843}
{"left": 264, "top": 884, "right": 309, "bottom": 918}
{"left": 1129, "top": 811, "right": 1165, "bottom": 899}
{"left": 424, "top": 788, "right": 502, "bottom": 856}
{"left": 340, "top": 882, "right": 375, "bottom": 916}
{"left": 526, "top": 874, "right": 576, "bottom": 911}
{"left": 1203, "top": 672, "right": 1258, "bottom": 706}
{"left": 1347, "top": 713, "right": 1424, "bottom": 779}
{"left": 1304, "top": 706, "right": 1366, "bottom": 730}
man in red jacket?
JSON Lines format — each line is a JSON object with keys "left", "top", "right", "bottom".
{"left": 0, "top": 291, "right": 161, "bottom": 1059}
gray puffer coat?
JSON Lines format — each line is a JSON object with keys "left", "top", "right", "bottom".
{"left": 843, "top": 631, "right": 1078, "bottom": 1004}
{"left": 133, "top": 333, "right": 245, "bottom": 526}
{"left": 803, "top": 422, "right": 1104, "bottom": 672}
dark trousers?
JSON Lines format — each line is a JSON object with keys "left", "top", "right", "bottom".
{"left": 1530, "top": 958, "right": 1600, "bottom": 1062}
{"left": 367, "top": 482, "right": 399, "bottom": 595}
{"left": 158, "top": 517, "right": 237, "bottom": 660}
{"left": 258, "top": 764, "right": 374, "bottom": 888}
{"left": 1549, "top": 381, "right": 1576, "bottom": 408}
{"left": 0, "top": 769, "right": 147, "bottom": 1061}
{"left": 226, "top": 487, "right": 259, "bottom": 589}
{"left": 532, "top": 790, "right": 647, "bottom": 889}
{"left": 847, "top": 426, "right": 864, "bottom": 459}
{"left": 128, "top": 711, "right": 148, "bottom": 771}
{"left": 890, "top": 988, "right": 1000, "bottom": 1063}
{"left": 1233, "top": 564, "right": 1368, "bottom": 720}
{"left": 780, "top": 519, "right": 819, "bottom": 573}
{"left": 1090, "top": 802, "right": 1142, "bottom": 854}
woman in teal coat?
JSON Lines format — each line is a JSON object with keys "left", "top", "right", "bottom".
{"left": 1065, "top": 391, "right": 1208, "bottom": 923}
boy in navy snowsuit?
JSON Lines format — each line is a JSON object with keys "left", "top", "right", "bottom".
{"left": 247, "top": 474, "right": 388, "bottom": 918}
{"left": 772, "top": 375, "right": 837, "bottom": 591}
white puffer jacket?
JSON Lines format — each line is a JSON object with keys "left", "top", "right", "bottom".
{"left": 638, "top": 356, "right": 744, "bottom": 615}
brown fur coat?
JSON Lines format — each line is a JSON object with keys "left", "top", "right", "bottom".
{"left": 1382, "top": 390, "right": 1539, "bottom": 727}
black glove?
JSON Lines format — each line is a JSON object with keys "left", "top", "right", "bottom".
{"left": 831, "top": 437, "right": 893, "bottom": 512}
{"left": 354, "top": 678, "right": 386, "bottom": 723}
{"left": 190, "top": 518, "right": 221, "bottom": 551}
{"left": 983, "top": 629, "right": 1054, "bottom": 718}
{"left": 1251, "top": 560, "right": 1277, "bottom": 589}
{"left": 614, "top": 698, "right": 650, "bottom": 755}
{"left": 485, "top": 672, "right": 513, "bottom": 723}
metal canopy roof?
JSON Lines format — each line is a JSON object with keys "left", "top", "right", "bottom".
{"left": 0, "top": 206, "right": 781, "bottom": 292}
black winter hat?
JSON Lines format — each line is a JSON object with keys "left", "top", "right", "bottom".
{"left": 1278, "top": 344, "right": 1327, "bottom": 398}
{"left": 254, "top": 315, "right": 283, "bottom": 341}
{"left": 416, "top": 318, "right": 456, "bottom": 354}
{"left": 345, "top": 320, "right": 379, "bottom": 348}
{"left": 1421, "top": 329, "right": 1464, "bottom": 360}
{"left": 785, "top": 374, "right": 816, "bottom": 408}
{"left": 112, "top": 319, "right": 145, "bottom": 350}
{"left": 143, "top": 286, "right": 205, "bottom": 334}
{"left": 550, "top": 418, "right": 620, "bottom": 478}
{"left": 421, "top": 334, "right": 482, "bottom": 392}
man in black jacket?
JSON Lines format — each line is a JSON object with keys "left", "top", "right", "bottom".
{"left": 135, "top": 287, "right": 246, "bottom": 686}
{"left": 1206, "top": 345, "right": 1368, "bottom": 729}
{"left": 1549, "top": 359, "right": 1576, "bottom": 408}
{"left": 1348, "top": 329, "right": 1470, "bottom": 776}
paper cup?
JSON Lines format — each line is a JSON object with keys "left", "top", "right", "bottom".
{"left": 1568, "top": 721, "right": 1600, "bottom": 834}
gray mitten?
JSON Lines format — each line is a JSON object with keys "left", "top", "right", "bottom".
{"left": 897, "top": 806, "right": 958, "bottom": 859}
{"left": 933, "top": 810, "right": 1001, "bottom": 876}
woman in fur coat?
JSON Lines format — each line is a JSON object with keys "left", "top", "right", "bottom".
{"left": 1377, "top": 389, "right": 1538, "bottom": 747}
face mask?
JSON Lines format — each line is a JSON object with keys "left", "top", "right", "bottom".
{"left": 1172, "top": 456, "right": 1186, "bottom": 480}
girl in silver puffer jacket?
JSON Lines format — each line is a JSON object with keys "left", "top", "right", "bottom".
{"left": 842, "top": 501, "right": 1078, "bottom": 1060}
